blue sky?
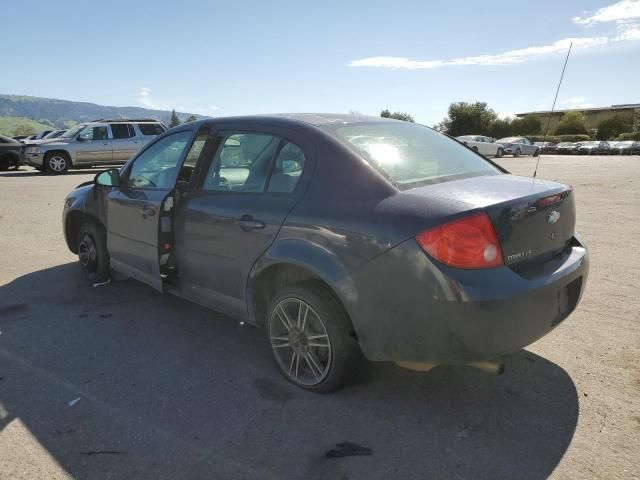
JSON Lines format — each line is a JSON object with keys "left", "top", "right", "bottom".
{"left": 2, "top": 0, "right": 639, "bottom": 125}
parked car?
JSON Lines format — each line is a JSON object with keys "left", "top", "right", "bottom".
{"left": 577, "top": 141, "right": 611, "bottom": 155}
{"left": 610, "top": 140, "right": 640, "bottom": 155}
{"left": 11, "top": 135, "right": 29, "bottom": 142}
{"left": 534, "top": 141, "right": 557, "bottom": 154}
{"left": 22, "top": 130, "right": 54, "bottom": 143}
{"left": 495, "top": 137, "right": 539, "bottom": 157}
{"left": 555, "top": 142, "right": 581, "bottom": 155}
{"left": 22, "top": 119, "right": 167, "bottom": 174}
{"left": 456, "top": 135, "right": 504, "bottom": 157}
{"left": 63, "top": 114, "right": 589, "bottom": 392}
{"left": 43, "top": 129, "right": 67, "bottom": 139}
{"left": 0, "top": 134, "right": 22, "bottom": 170}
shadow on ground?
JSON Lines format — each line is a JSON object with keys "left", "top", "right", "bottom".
{"left": 0, "top": 263, "right": 579, "bottom": 479}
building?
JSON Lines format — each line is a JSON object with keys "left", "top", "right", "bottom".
{"left": 515, "top": 103, "right": 639, "bottom": 132}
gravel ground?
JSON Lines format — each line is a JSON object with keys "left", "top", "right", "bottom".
{"left": 0, "top": 156, "right": 638, "bottom": 480}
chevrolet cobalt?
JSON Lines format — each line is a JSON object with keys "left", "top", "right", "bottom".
{"left": 63, "top": 114, "right": 589, "bottom": 392}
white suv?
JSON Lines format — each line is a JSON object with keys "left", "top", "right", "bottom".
{"left": 22, "top": 119, "right": 167, "bottom": 174}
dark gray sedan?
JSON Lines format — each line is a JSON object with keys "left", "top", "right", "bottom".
{"left": 62, "top": 114, "right": 589, "bottom": 392}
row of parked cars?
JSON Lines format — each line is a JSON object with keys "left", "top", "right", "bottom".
{"left": 0, "top": 119, "right": 167, "bottom": 173}
{"left": 456, "top": 135, "right": 640, "bottom": 157}
{"left": 535, "top": 140, "right": 640, "bottom": 155}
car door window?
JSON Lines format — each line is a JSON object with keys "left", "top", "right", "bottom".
{"left": 83, "top": 126, "right": 108, "bottom": 141}
{"left": 111, "top": 124, "right": 136, "bottom": 139}
{"left": 178, "top": 131, "right": 209, "bottom": 183}
{"left": 268, "top": 141, "right": 306, "bottom": 193}
{"left": 202, "top": 132, "right": 280, "bottom": 192}
{"left": 126, "top": 131, "right": 192, "bottom": 189}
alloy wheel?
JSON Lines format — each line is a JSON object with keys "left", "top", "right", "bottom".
{"left": 269, "top": 297, "right": 332, "bottom": 386}
{"left": 78, "top": 233, "right": 98, "bottom": 274}
{"left": 49, "top": 155, "right": 67, "bottom": 172}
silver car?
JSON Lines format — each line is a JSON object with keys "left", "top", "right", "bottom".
{"left": 22, "top": 119, "right": 166, "bottom": 174}
{"left": 495, "top": 137, "right": 540, "bottom": 157}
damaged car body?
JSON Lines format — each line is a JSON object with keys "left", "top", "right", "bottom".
{"left": 63, "top": 114, "right": 589, "bottom": 392}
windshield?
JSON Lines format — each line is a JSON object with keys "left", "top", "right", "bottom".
{"left": 617, "top": 141, "right": 633, "bottom": 145}
{"left": 497, "top": 137, "right": 519, "bottom": 142}
{"left": 62, "top": 124, "right": 86, "bottom": 138}
{"left": 328, "top": 122, "right": 500, "bottom": 189}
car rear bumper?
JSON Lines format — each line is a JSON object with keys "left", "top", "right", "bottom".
{"left": 336, "top": 236, "right": 589, "bottom": 363}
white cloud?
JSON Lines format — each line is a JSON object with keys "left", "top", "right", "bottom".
{"left": 562, "top": 96, "right": 595, "bottom": 108}
{"left": 137, "top": 87, "right": 154, "bottom": 108}
{"left": 573, "top": 0, "right": 640, "bottom": 25}
{"left": 348, "top": 25, "right": 640, "bottom": 70}
{"left": 208, "top": 105, "right": 219, "bottom": 111}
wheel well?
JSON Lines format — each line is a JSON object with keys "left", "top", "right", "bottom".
{"left": 251, "top": 263, "right": 357, "bottom": 337}
{"left": 65, "top": 211, "right": 103, "bottom": 253}
{"left": 44, "top": 149, "right": 72, "bottom": 163}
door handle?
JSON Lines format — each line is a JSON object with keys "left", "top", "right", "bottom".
{"left": 140, "top": 205, "right": 157, "bottom": 218}
{"left": 235, "top": 215, "right": 265, "bottom": 231}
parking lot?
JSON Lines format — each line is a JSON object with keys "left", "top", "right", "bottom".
{"left": 0, "top": 155, "right": 638, "bottom": 480}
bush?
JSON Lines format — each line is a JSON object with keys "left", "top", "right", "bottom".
{"left": 555, "top": 111, "right": 588, "bottom": 135}
{"left": 596, "top": 114, "right": 633, "bottom": 140}
{"left": 616, "top": 132, "right": 640, "bottom": 141}
{"left": 527, "top": 134, "right": 591, "bottom": 143}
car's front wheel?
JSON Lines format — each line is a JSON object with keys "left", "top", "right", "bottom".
{"left": 266, "top": 283, "right": 361, "bottom": 393}
{"left": 77, "top": 222, "right": 110, "bottom": 284}
{"left": 45, "top": 152, "right": 70, "bottom": 174}
{"left": 514, "top": 148, "right": 521, "bottom": 157}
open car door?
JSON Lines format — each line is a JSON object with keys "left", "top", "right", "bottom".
{"left": 106, "top": 130, "right": 196, "bottom": 291}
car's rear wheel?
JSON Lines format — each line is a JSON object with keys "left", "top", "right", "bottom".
{"left": 266, "top": 282, "right": 360, "bottom": 393}
{"left": 45, "top": 152, "right": 70, "bottom": 174}
{"left": 77, "top": 222, "right": 110, "bottom": 284}
{"left": 533, "top": 148, "right": 540, "bottom": 157}
{"left": 496, "top": 147, "right": 504, "bottom": 158}
{"left": 514, "top": 148, "right": 521, "bottom": 157}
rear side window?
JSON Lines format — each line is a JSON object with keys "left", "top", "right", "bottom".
{"left": 202, "top": 133, "right": 280, "bottom": 192}
{"left": 111, "top": 124, "right": 136, "bottom": 139}
{"left": 330, "top": 122, "right": 500, "bottom": 189}
{"left": 268, "top": 142, "right": 305, "bottom": 193}
{"left": 138, "top": 123, "right": 165, "bottom": 135}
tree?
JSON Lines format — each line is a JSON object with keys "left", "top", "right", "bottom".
{"left": 435, "top": 102, "right": 497, "bottom": 137}
{"left": 14, "top": 125, "right": 37, "bottom": 136}
{"left": 183, "top": 114, "right": 198, "bottom": 123}
{"left": 487, "top": 117, "right": 513, "bottom": 139}
{"left": 509, "top": 115, "right": 541, "bottom": 135}
{"left": 596, "top": 114, "right": 633, "bottom": 140}
{"left": 380, "top": 109, "right": 415, "bottom": 122}
{"left": 169, "top": 109, "right": 181, "bottom": 128}
{"left": 555, "top": 111, "right": 587, "bottom": 135}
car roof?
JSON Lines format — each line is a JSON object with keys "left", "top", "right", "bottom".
{"left": 184, "top": 113, "right": 398, "bottom": 130}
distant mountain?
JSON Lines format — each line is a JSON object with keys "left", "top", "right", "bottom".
{"left": 0, "top": 94, "right": 204, "bottom": 129}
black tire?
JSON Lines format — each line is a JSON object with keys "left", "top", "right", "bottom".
{"left": 265, "top": 282, "right": 362, "bottom": 393}
{"left": 45, "top": 151, "right": 70, "bottom": 174}
{"left": 533, "top": 148, "right": 540, "bottom": 157}
{"left": 0, "top": 155, "right": 17, "bottom": 171}
{"left": 77, "top": 222, "right": 110, "bottom": 284}
{"left": 496, "top": 147, "right": 504, "bottom": 158}
{"left": 472, "top": 146, "right": 479, "bottom": 153}
{"left": 514, "top": 148, "right": 521, "bottom": 158}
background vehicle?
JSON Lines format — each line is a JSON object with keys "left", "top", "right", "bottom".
{"left": 556, "top": 142, "right": 581, "bottom": 155}
{"left": 578, "top": 141, "right": 611, "bottom": 155}
{"left": 495, "top": 137, "right": 539, "bottom": 157}
{"left": 22, "top": 130, "right": 54, "bottom": 143}
{"left": 63, "top": 114, "right": 588, "bottom": 392}
{"left": 456, "top": 135, "right": 504, "bottom": 157}
{"left": 11, "top": 135, "right": 29, "bottom": 142}
{"left": 43, "top": 129, "right": 67, "bottom": 139}
{"left": 610, "top": 140, "right": 640, "bottom": 155}
{"left": 0, "top": 134, "right": 22, "bottom": 170}
{"left": 534, "top": 141, "right": 557, "bottom": 153}
{"left": 22, "top": 119, "right": 166, "bottom": 174}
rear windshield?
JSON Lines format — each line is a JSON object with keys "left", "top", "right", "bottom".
{"left": 329, "top": 122, "right": 500, "bottom": 189}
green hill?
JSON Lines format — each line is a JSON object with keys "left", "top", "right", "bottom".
{"left": 0, "top": 94, "right": 204, "bottom": 136}
{"left": 0, "top": 116, "right": 62, "bottom": 136}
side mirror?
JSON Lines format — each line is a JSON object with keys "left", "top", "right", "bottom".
{"left": 77, "top": 134, "right": 89, "bottom": 142}
{"left": 95, "top": 169, "right": 120, "bottom": 187}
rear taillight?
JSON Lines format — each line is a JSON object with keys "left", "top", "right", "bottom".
{"left": 415, "top": 212, "right": 503, "bottom": 269}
